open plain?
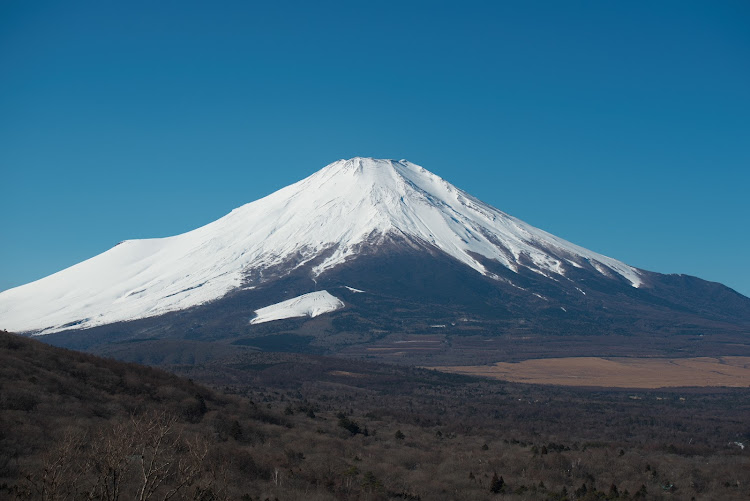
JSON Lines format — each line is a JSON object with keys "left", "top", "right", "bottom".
{"left": 432, "top": 356, "right": 750, "bottom": 388}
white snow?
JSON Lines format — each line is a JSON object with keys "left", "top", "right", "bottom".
{"left": 344, "top": 286, "right": 365, "bottom": 293}
{"left": 249, "top": 291, "right": 344, "bottom": 325}
{"left": 0, "top": 157, "right": 642, "bottom": 335}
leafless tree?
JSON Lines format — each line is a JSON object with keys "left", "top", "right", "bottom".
{"left": 18, "top": 412, "right": 225, "bottom": 501}
{"left": 87, "top": 420, "right": 135, "bottom": 501}
{"left": 22, "top": 429, "right": 86, "bottom": 501}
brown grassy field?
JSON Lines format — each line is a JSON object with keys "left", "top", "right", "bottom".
{"left": 431, "top": 356, "right": 750, "bottom": 388}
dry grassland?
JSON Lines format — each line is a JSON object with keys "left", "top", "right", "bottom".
{"left": 432, "top": 356, "right": 750, "bottom": 388}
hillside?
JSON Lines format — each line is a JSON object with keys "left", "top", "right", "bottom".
{"left": 2, "top": 330, "right": 749, "bottom": 500}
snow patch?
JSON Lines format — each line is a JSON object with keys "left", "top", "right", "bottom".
{"left": 249, "top": 291, "right": 344, "bottom": 325}
{"left": 344, "top": 286, "right": 365, "bottom": 293}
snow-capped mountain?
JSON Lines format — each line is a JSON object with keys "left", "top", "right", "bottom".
{"left": 1, "top": 157, "right": 748, "bottom": 363}
{"left": 3, "top": 157, "right": 640, "bottom": 334}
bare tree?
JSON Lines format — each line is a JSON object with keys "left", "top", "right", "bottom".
{"left": 157, "top": 432, "right": 215, "bottom": 501}
{"left": 21, "top": 429, "right": 86, "bottom": 501}
{"left": 133, "top": 412, "right": 178, "bottom": 501}
{"left": 87, "top": 420, "right": 135, "bottom": 501}
{"left": 19, "top": 412, "right": 225, "bottom": 501}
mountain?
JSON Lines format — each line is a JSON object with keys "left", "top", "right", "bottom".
{"left": 1, "top": 158, "right": 749, "bottom": 362}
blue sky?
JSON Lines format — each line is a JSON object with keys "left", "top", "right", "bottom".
{"left": 1, "top": 1, "right": 749, "bottom": 296}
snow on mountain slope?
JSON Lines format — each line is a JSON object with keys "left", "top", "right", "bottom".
{"left": 249, "top": 290, "right": 344, "bottom": 325}
{"left": 0, "top": 157, "right": 641, "bottom": 335}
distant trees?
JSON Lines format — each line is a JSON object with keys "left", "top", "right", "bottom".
{"left": 490, "top": 472, "right": 505, "bottom": 494}
{"left": 336, "top": 412, "right": 366, "bottom": 436}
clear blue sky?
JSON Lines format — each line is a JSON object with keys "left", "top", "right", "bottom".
{"left": 1, "top": 1, "right": 749, "bottom": 296}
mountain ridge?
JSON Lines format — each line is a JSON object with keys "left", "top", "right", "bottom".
{"left": 1, "top": 157, "right": 651, "bottom": 335}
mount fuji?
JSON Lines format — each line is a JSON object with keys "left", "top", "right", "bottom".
{"left": 2, "top": 158, "right": 749, "bottom": 362}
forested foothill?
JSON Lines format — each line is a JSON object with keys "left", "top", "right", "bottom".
{"left": 1, "top": 330, "right": 748, "bottom": 500}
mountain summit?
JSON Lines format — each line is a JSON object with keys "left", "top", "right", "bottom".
{"left": 1, "top": 158, "right": 748, "bottom": 364}
{"left": 3, "top": 157, "right": 639, "bottom": 334}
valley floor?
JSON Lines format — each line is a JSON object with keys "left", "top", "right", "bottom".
{"left": 431, "top": 356, "right": 750, "bottom": 388}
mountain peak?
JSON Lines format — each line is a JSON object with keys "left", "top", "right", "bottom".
{"left": 318, "top": 157, "right": 403, "bottom": 182}
{"left": 306, "top": 157, "right": 452, "bottom": 207}
{"left": 341, "top": 156, "right": 393, "bottom": 165}
{"left": 317, "top": 157, "right": 414, "bottom": 184}
{"left": 0, "top": 158, "right": 642, "bottom": 334}
{"left": 334, "top": 157, "right": 403, "bottom": 169}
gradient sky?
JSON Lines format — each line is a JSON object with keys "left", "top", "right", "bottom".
{"left": 1, "top": 1, "right": 749, "bottom": 297}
